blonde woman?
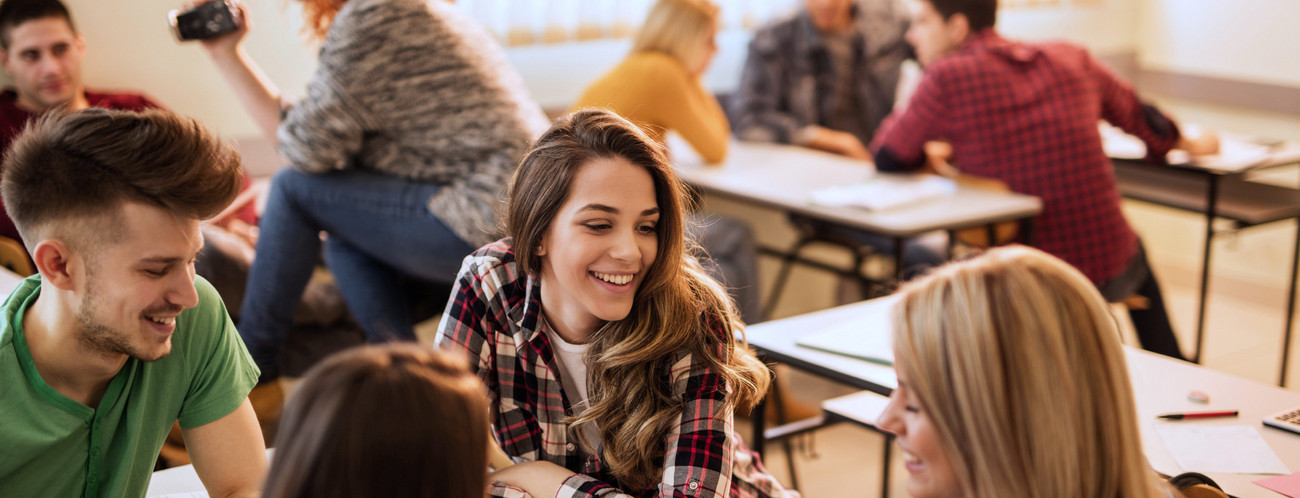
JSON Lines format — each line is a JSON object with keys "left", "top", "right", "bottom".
{"left": 438, "top": 109, "right": 793, "bottom": 497}
{"left": 573, "top": 0, "right": 728, "bottom": 163}
{"left": 575, "top": 0, "right": 766, "bottom": 324}
{"left": 877, "top": 245, "right": 1171, "bottom": 498}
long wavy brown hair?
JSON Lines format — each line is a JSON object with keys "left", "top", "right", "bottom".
{"left": 506, "top": 108, "right": 770, "bottom": 489}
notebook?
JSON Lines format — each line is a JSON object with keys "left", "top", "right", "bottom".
{"left": 809, "top": 175, "right": 957, "bottom": 212}
{"left": 794, "top": 303, "right": 895, "bottom": 365}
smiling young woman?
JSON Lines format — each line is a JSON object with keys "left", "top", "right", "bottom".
{"left": 877, "top": 246, "right": 1173, "bottom": 498}
{"left": 438, "top": 109, "right": 795, "bottom": 497}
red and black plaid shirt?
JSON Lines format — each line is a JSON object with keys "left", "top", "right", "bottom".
{"left": 871, "top": 30, "right": 1180, "bottom": 283}
{"left": 437, "top": 239, "right": 792, "bottom": 498}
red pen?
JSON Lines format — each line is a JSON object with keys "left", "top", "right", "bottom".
{"left": 1157, "top": 410, "right": 1239, "bottom": 420}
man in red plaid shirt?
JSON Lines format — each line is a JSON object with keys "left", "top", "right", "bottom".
{"left": 870, "top": 0, "right": 1218, "bottom": 360}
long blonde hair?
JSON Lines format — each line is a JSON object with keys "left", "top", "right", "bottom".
{"left": 506, "top": 108, "right": 770, "bottom": 490}
{"left": 891, "top": 246, "right": 1167, "bottom": 498}
{"left": 631, "top": 0, "right": 719, "bottom": 74}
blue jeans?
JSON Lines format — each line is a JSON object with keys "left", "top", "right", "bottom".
{"left": 239, "top": 169, "right": 476, "bottom": 379}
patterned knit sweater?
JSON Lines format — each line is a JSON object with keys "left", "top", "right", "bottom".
{"left": 278, "top": 0, "right": 549, "bottom": 247}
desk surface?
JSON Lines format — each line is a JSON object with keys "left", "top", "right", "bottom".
{"left": 676, "top": 141, "right": 1042, "bottom": 237}
{"left": 1102, "top": 126, "right": 1300, "bottom": 175}
{"left": 746, "top": 298, "right": 1300, "bottom": 498}
{"left": 0, "top": 268, "right": 25, "bottom": 296}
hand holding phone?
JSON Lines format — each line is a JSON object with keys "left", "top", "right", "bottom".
{"left": 169, "top": 0, "right": 242, "bottom": 41}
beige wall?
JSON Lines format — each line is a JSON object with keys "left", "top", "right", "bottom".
{"left": 1139, "top": 0, "right": 1300, "bottom": 87}
{"left": 998, "top": 0, "right": 1141, "bottom": 56}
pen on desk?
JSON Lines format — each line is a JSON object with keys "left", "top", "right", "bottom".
{"left": 1157, "top": 410, "right": 1239, "bottom": 420}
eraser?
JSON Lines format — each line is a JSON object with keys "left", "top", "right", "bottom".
{"left": 1187, "top": 390, "right": 1210, "bottom": 404}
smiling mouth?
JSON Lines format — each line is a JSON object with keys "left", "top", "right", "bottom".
{"left": 145, "top": 315, "right": 177, "bottom": 325}
{"left": 591, "top": 271, "right": 634, "bottom": 286}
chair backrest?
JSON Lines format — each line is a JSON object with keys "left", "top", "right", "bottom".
{"left": 1169, "top": 472, "right": 1229, "bottom": 498}
{"left": 0, "top": 236, "right": 34, "bottom": 277}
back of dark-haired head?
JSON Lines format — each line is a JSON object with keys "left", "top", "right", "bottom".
{"left": 925, "top": 0, "right": 997, "bottom": 32}
{"left": 1, "top": 108, "right": 243, "bottom": 252}
{"left": 0, "top": 0, "right": 74, "bottom": 49}
{"left": 262, "top": 343, "right": 491, "bottom": 498}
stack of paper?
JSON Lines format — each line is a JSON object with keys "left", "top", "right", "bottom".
{"left": 810, "top": 175, "right": 957, "bottom": 211}
{"left": 1154, "top": 424, "right": 1290, "bottom": 475}
{"left": 1100, "top": 122, "right": 1299, "bottom": 173}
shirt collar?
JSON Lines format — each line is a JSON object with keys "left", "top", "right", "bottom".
{"left": 959, "top": 29, "right": 1041, "bottom": 62}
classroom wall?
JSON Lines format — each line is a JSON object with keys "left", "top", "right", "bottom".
{"left": 1138, "top": 0, "right": 1300, "bottom": 88}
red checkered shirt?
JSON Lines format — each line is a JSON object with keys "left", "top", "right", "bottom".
{"left": 437, "top": 239, "right": 792, "bottom": 498}
{"left": 870, "top": 30, "right": 1180, "bottom": 283}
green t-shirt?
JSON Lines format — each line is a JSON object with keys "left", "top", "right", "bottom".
{"left": 0, "top": 275, "right": 259, "bottom": 498}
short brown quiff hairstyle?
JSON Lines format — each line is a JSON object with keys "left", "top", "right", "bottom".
{"left": 1, "top": 108, "right": 243, "bottom": 251}
{"left": 0, "top": 0, "right": 76, "bottom": 49}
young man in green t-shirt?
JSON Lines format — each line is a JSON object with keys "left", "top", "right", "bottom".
{"left": 0, "top": 108, "right": 265, "bottom": 497}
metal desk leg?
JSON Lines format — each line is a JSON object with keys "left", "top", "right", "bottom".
{"left": 880, "top": 435, "right": 893, "bottom": 498}
{"left": 1194, "top": 176, "right": 1220, "bottom": 364}
{"left": 1281, "top": 218, "right": 1300, "bottom": 386}
{"left": 894, "top": 237, "right": 906, "bottom": 283}
{"left": 752, "top": 398, "right": 767, "bottom": 457}
{"left": 1021, "top": 216, "right": 1036, "bottom": 246}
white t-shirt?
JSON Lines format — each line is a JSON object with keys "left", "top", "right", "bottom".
{"left": 543, "top": 320, "right": 601, "bottom": 453}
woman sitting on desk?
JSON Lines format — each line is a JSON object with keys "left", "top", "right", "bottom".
{"left": 573, "top": 0, "right": 728, "bottom": 163}
{"left": 438, "top": 109, "right": 793, "bottom": 497}
{"left": 573, "top": 0, "right": 762, "bottom": 323}
{"left": 878, "top": 245, "right": 1173, "bottom": 498}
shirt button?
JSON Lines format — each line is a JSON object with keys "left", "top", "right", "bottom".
{"left": 566, "top": 443, "right": 575, "bottom": 451}
{"left": 689, "top": 481, "right": 699, "bottom": 490}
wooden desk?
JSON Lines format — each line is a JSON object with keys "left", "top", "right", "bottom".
{"left": 744, "top": 298, "right": 1300, "bottom": 498}
{"left": 1109, "top": 137, "right": 1300, "bottom": 384}
{"left": 676, "top": 142, "right": 1042, "bottom": 281}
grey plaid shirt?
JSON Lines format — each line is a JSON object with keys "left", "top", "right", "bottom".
{"left": 731, "top": 0, "right": 912, "bottom": 146}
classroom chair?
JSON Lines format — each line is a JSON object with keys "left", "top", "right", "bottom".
{"left": 0, "top": 235, "right": 34, "bottom": 277}
{"left": 1169, "top": 472, "right": 1229, "bottom": 498}
{"left": 763, "top": 214, "right": 888, "bottom": 320}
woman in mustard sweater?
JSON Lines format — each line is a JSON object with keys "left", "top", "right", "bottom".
{"left": 574, "top": 0, "right": 728, "bottom": 163}
{"left": 575, "top": 0, "right": 762, "bottom": 323}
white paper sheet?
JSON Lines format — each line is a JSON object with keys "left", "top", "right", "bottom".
{"left": 1155, "top": 424, "right": 1291, "bottom": 475}
{"left": 809, "top": 175, "right": 956, "bottom": 211}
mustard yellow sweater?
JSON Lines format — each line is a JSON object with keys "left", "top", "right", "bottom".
{"left": 572, "top": 51, "right": 730, "bottom": 163}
